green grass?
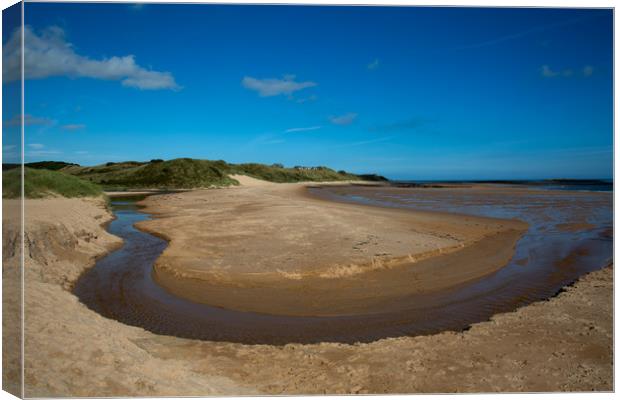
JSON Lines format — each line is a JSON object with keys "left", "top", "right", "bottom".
{"left": 227, "top": 163, "right": 361, "bottom": 183}
{"left": 3, "top": 167, "right": 103, "bottom": 199}
{"left": 54, "top": 157, "right": 388, "bottom": 190}
{"left": 62, "top": 158, "right": 387, "bottom": 189}
{"left": 63, "top": 158, "right": 238, "bottom": 189}
{"left": 3, "top": 161, "right": 79, "bottom": 171}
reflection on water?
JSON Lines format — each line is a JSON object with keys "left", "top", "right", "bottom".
{"left": 73, "top": 187, "right": 613, "bottom": 345}
{"left": 310, "top": 185, "right": 612, "bottom": 303}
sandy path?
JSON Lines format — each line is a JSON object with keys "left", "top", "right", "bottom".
{"left": 2, "top": 188, "right": 612, "bottom": 395}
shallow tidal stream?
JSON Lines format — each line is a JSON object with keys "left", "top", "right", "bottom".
{"left": 73, "top": 187, "right": 613, "bottom": 344}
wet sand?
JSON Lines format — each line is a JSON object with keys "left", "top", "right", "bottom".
{"left": 136, "top": 180, "right": 527, "bottom": 317}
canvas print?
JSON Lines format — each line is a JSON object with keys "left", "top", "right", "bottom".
{"left": 1, "top": 2, "right": 614, "bottom": 397}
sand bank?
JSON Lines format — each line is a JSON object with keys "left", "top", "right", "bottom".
{"left": 2, "top": 183, "right": 612, "bottom": 395}
{"left": 137, "top": 181, "right": 527, "bottom": 316}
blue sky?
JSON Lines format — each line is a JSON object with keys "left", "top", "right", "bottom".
{"left": 2, "top": 4, "right": 613, "bottom": 180}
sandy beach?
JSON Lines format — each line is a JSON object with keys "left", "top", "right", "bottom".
{"left": 2, "top": 178, "right": 613, "bottom": 396}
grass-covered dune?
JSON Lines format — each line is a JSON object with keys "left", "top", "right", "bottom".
{"left": 3, "top": 167, "right": 103, "bottom": 199}
{"left": 228, "top": 162, "right": 360, "bottom": 183}
{"left": 62, "top": 158, "right": 238, "bottom": 189}
{"left": 3, "top": 161, "right": 79, "bottom": 171}
{"left": 61, "top": 158, "right": 388, "bottom": 189}
{"left": 2, "top": 158, "right": 388, "bottom": 197}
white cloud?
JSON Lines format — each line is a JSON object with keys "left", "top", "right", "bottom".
{"left": 367, "top": 59, "right": 380, "bottom": 70}
{"left": 3, "top": 26, "right": 180, "bottom": 90}
{"left": 3, "top": 114, "right": 53, "bottom": 127}
{"left": 285, "top": 126, "right": 322, "bottom": 133}
{"left": 583, "top": 65, "right": 594, "bottom": 77}
{"left": 242, "top": 75, "right": 316, "bottom": 97}
{"left": 61, "top": 124, "right": 86, "bottom": 131}
{"left": 329, "top": 112, "right": 357, "bottom": 126}
{"left": 25, "top": 142, "right": 62, "bottom": 157}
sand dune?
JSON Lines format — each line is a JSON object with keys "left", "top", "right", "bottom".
{"left": 229, "top": 174, "right": 276, "bottom": 187}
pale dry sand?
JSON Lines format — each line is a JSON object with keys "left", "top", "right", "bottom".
{"left": 229, "top": 173, "right": 277, "bottom": 187}
{"left": 2, "top": 199, "right": 21, "bottom": 397}
{"left": 1, "top": 182, "right": 613, "bottom": 396}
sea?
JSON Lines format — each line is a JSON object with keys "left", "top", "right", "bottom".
{"left": 391, "top": 179, "right": 613, "bottom": 192}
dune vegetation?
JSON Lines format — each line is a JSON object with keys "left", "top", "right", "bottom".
{"left": 228, "top": 162, "right": 359, "bottom": 183}
{"left": 2, "top": 158, "right": 388, "bottom": 195}
{"left": 3, "top": 167, "right": 103, "bottom": 199}
{"left": 62, "top": 159, "right": 238, "bottom": 190}
{"left": 2, "top": 161, "right": 79, "bottom": 172}
{"left": 60, "top": 158, "right": 387, "bottom": 189}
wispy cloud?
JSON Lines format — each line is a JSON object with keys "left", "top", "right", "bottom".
{"left": 329, "top": 112, "right": 357, "bottom": 126}
{"left": 367, "top": 59, "right": 380, "bottom": 70}
{"left": 3, "top": 114, "right": 53, "bottom": 127}
{"left": 243, "top": 133, "right": 286, "bottom": 148}
{"left": 583, "top": 65, "right": 594, "bottom": 77}
{"left": 25, "top": 143, "right": 62, "bottom": 157}
{"left": 242, "top": 75, "right": 316, "bottom": 97}
{"left": 285, "top": 126, "right": 322, "bottom": 133}
{"left": 3, "top": 26, "right": 180, "bottom": 90}
{"left": 61, "top": 124, "right": 86, "bottom": 131}
{"left": 455, "top": 15, "right": 591, "bottom": 50}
